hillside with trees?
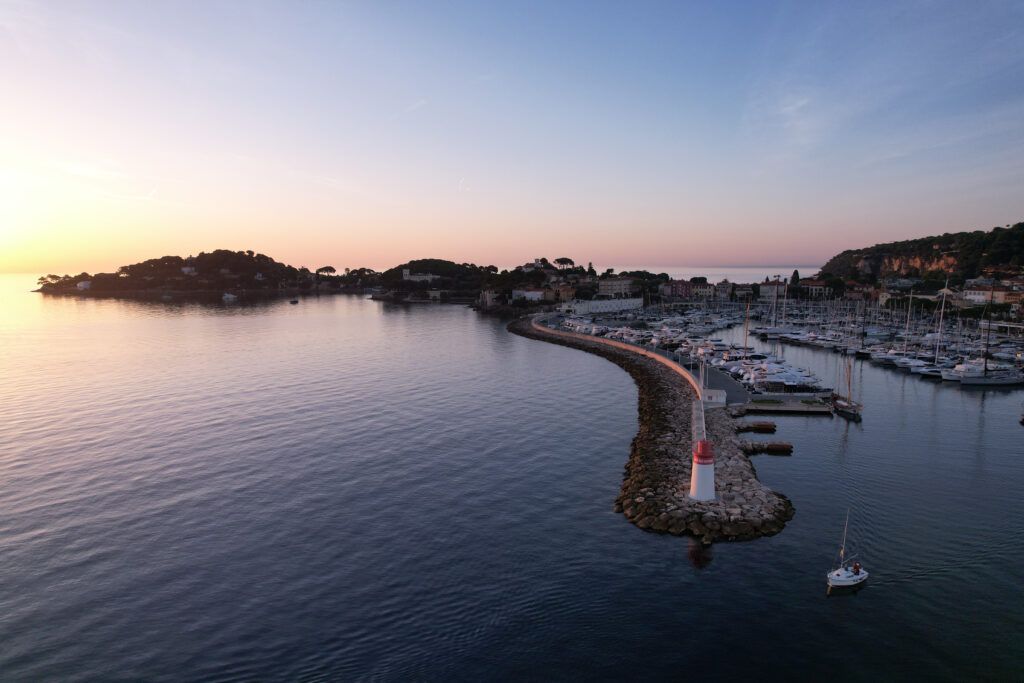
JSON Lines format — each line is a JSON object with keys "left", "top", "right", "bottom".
{"left": 819, "top": 222, "right": 1024, "bottom": 283}
{"left": 36, "top": 249, "right": 380, "bottom": 297}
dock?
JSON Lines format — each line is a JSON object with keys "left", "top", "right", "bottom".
{"left": 741, "top": 401, "right": 833, "bottom": 415}
{"left": 735, "top": 421, "right": 777, "bottom": 433}
{"left": 739, "top": 439, "right": 794, "bottom": 455}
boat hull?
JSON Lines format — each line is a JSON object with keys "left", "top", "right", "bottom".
{"left": 959, "top": 372, "right": 1024, "bottom": 386}
{"left": 827, "top": 566, "right": 868, "bottom": 587}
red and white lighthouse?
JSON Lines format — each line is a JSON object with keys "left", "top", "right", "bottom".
{"left": 689, "top": 439, "right": 716, "bottom": 501}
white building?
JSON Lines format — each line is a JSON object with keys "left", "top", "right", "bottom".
{"left": 402, "top": 268, "right": 440, "bottom": 283}
{"left": 692, "top": 282, "right": 715, "bottom": 298}
{"left": 760, "top": 280, "right": 787, "bottom": 302}
{"left": 559, "top": 298, "right": 644, "bottom": 314}
{"left": 511, "top": 287, "right": 546, "bottom": 302}
{"left": 963, "top": 285, "right": 1009, "bottom": 304}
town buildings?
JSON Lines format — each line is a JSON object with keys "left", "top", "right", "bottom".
{"left": 598, "top": 277, "right": 637, "bottom": 298}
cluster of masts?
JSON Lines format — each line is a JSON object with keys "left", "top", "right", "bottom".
{"left": 554, "top": 308, "right": 832, "bottom": 396}
{"left": 753, "top": 297, "right": 1024, "bottom": 386}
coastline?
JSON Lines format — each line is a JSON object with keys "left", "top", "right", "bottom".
{"left": 507, "top": 317, "right": 795, "bottom": 543}
{"left": 34, "top": 287, "right": 367, "bottom": 301}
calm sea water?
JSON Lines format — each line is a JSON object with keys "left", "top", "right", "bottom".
{"left": 1, "top": 274, "right": 1022, "bottom": 681}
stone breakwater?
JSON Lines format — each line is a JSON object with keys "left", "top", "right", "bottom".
{"left": 507, "top": 317, "right": 795, "bottom": 543}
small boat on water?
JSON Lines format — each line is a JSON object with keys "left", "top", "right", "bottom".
{"left": 831, "top": 395, "right": 863, "bottom": 422}
{"left": 222, "top": 293, "right": 238, "bottom": 303}
{"left": 289, "top": 299, "right": 299, "bottom": 304}
{"left": 830, "top": 353, "right": 863, "bottom": 421}
{"left": 827, "top": 511, "right": 868, "bottom": 588}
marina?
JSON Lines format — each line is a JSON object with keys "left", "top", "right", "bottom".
{"left": 549, "top": 298, "right": 1024, "bottom": 410}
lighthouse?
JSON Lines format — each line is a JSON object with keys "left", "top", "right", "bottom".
{"left": 689, "top": 439, "right": 716, "bottom": 501}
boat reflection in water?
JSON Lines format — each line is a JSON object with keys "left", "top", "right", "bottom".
{"left": 826, "top": 580, "right": 867, "bottom": 597}
{"left": 688, "top": 538, "right": 713, "bottom": 569}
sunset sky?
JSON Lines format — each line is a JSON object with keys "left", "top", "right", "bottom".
{"left": 2, "top": 1, "right": 1023, "bottom": 275}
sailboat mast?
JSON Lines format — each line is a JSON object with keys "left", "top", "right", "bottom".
{"left": 935, "top": 280, "right": 948, "bottom": 359}
{"left": 903, "top": 288, "right": 913, "bottom": 355}
{"left": 846, "top": 354, "right": 853, "bottom": 400}
{"left": 840, "top": 510, "right": 850, "bottom": 561}
{"left": 983, "top": 287, "right": 994, "bottom": 375}
{"left": 743, "top": 299, "right": 750, "bottom": 361}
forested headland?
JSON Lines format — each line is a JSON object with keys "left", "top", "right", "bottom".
{"left": 819, "top": 221, "right": 1024, "bottom": 284}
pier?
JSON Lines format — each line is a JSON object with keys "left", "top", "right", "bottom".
{"left": 508, "top": 316, "right": 795, "bottom": 542}
{"left": 740, "top": 401, "right": 833, "bottom": 415}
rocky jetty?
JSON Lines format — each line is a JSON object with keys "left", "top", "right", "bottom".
{"left": 508, "top": 317, "right": 795, "bottom": 543}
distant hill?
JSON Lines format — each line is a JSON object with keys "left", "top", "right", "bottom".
{"left": 36, "top": 249, "right": 377, "bottom": 296}
{"left": 819, "top": 222, "right": 1024, "bottom": 282}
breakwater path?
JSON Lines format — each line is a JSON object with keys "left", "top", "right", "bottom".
{"left": 508, "top": 317, "right": 794, "bottom": 542}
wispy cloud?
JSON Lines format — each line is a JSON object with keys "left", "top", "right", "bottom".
{"left": 405, "top": 98, "right": 427, "bottom": 113}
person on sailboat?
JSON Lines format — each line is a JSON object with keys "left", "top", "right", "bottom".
{"left": 853, "top": 562, "right": 860, "bottom": 574}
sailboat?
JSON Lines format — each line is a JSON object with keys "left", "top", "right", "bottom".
{"left": 827, "top": 511, "right": 868, "bottom": 588}
{"left": 830, "top": 350, "right": 864, "bottom": 421}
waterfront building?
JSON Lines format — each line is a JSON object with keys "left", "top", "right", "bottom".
{"left": 692, "top": 282, "right": 715, "bottom": 299}
{"left": 798, "top": 279, "right": 831, "bottom": 299}
{"left": 715, "top": 279, "right": 733, "bottom": 300}
{"left": 598, "top": 277, "right": 637, "bottom": 298}
{"left": 511, "top": 287, "right": 547, "bottom": 302}
{"left": 963, "top": 284, "right": 1010, "bottom": 304}
{"left": 477, "top": 289, "right": 502, "bottom": 309}
{"left": 844, "top": 282, "right": 872, "bottom": 300}
{"left": 658, "top": 280, "right": 693, "bottom": 299}
{"left": 559, "top": 297, "right": 644, "bottom": 314}
{"left": 553, "top": 284, "right": 576, "bottom": 302}
{"left": 760, "top": 280, "right": 787, "bottom": 302}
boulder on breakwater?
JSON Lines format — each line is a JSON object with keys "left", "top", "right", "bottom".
{"left": 507, "top": 317, "right": 795, "bottom": 542}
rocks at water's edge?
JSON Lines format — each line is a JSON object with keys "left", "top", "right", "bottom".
{"left": 507, "top": 317, "right": 795, "bottom": 543}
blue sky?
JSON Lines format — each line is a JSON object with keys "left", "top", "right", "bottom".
{"left": 2, "top": 0, "right": 1023, "bottom": 273}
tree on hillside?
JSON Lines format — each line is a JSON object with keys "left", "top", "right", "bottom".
{"left": 789, "top": 269, "right": 803, "bottom": 299}
{"left": 823, "top": 274, "right": 845, "bottom": 298}
{"left": 554, "top": 257, "right": 574, "bottom": 270}
{"left": 316, "top": 266, "right": 336, "bottom": 276}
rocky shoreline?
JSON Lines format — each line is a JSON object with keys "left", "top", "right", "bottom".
{"left": 507, "top": 317, "right": 795, "bottom": 543}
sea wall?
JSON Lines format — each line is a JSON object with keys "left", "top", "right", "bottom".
{"left": 507, "top": 317, "right": 795, "bottom": 542}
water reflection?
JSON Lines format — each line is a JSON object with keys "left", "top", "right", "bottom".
{"left": 826, "top": 581, "right": 866, "bottom": 598}
{"left": 687, "top": 538, "right": 713, "bottom": 569}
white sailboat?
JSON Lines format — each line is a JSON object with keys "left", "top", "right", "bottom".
{"left": 827, "top": 511, "right": 868, "bottom": 588}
